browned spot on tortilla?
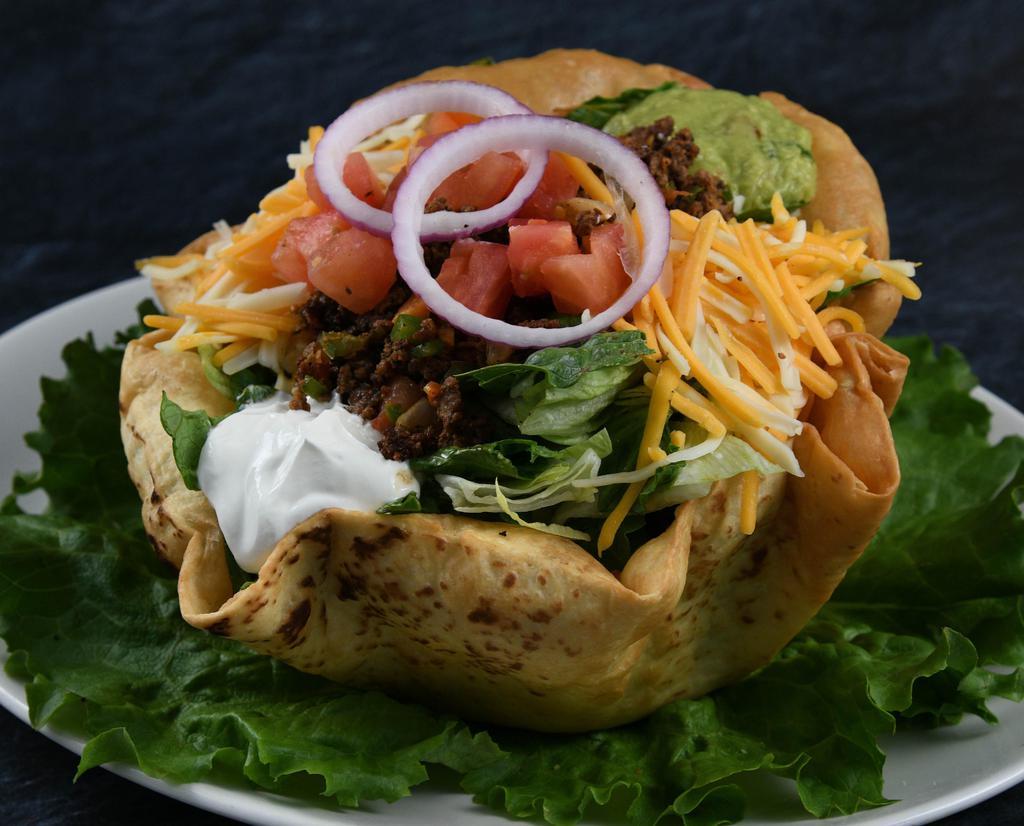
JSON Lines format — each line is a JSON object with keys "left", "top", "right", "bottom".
{"left": 503, "top": 573, "right": 517, "bottom": 588}
{"left": 538, "top": 575, "right": 547, "bottom": 586}
{"left": 740, "top": 615, "right": 755, "bottom": 625}
{"left": 378, "top": 526, "right": 409, "bottom": 547}
{"left": 384, "top": 581, "right": 407, "bottom": 601}
{"left": 337, "top": 574, "right": 366, "bottom": 601}
{"left": 286, "top": 553, "right": 300, "bottom": 565}
{"left": 145, "top": 533, "right": 171, "bottom": 565}
{"left": 278, "top": 600, "right": 312, "bottom": 646}
{"left": 351, "top": 536, "right": 378, "bottom": 559}
{"left": 297, "top": 524, "right": 331, "bottom": 546}
{"left": 468, "top": 598, "right": 499, "bottom": 625}
{"left": 527, "top": 609, "right": 552, "bottom": 624}
{"left": 207, "top": 617, "right": 232, "bottom": 636}
{"left": 415, "top": 585, "right": 435, "bottom": 597}
{"left": 736, "top": 546, "right": 769, "bottom": 581}
{"left": 300, "top": 575, "right": 315, "bottom": 588}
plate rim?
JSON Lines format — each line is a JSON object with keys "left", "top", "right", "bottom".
{"left": 1, "top": 276, "right": 1023, "bottom": 826}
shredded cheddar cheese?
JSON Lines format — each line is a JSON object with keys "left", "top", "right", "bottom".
{"left": 173, "top": 303, "right": 298, "bottom": 333}
{"left": 671, "top": 210, "right": 719, "bottom": 338}
{"left": 817, "top": 306, "right": 867, "bottom": 333}
{"left": 212, "top": 340, "right": 255, "bottom": 367}
{"left": 600, "top": 192, "right": 922, "bottom": 545}
{"left": 598, "top": 361, "right": 678, "bottom": 553}
{"left": 740, "top": 470, "right": 759, "bottom": 535}
{"left": 557, "top": 152, "right": 614, "bottom": 205}
{"left": 142, "top": 314, "right": 183, "bottom": 332}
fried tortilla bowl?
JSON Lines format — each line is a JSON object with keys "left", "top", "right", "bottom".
{"left": 120, "top": 49, "right": 909, "bottom": 732}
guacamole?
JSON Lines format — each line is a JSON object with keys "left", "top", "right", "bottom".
{"left": 604, "top": 87, "right": 816, "bottom": 220}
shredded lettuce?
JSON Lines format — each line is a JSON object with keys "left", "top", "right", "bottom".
{"left": 642, "top": 431, "right": 785, "bottom": 511}
{"left": 437, "top": 431, "right": 611, "bottom": 515}
{"left": 2, "top": 321, "right": 1024, "bottom": 825}
{"left": 494, "top": 485, "right": 592, "bottom": 542}
{"left": 460, "top": 331, "right": 651, "bottom": 444}
{"left": 197, "top": 343, "right": 276, "bottom": 404}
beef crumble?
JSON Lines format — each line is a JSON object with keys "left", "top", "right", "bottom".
{"left": 619, "top": 116, "right": 734, "bottom": 219}
{"left": 292, "top": 286, "right": 507, "bottom": 461}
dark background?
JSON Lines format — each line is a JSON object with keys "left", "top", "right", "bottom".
{"left": 2, "top": 0, "right": 1022, "bottom": 823}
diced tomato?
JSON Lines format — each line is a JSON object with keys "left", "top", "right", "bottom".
{"left": 508, "top": 220, "right": 579, "bottom": 297}
{"left": 449, "top": 238, "right": 477, "bottom": 259}
{"left": 270, "top": 212, "right": 348, "bottom": 283}
{"left": 436, "top": 241, "right": 513, "bottom": 318}
{"left": 382, "top": 166, "right": 408, "bottom": 211}
{"left": 540, "top": 223, "right": 630, "bottom": 315}
{"left": 394, "top": 294, "right": 430, "bottom": 319}
{"left": 308, "top": 228, "right": 397, "bottom": 313}
{"left": 405, "top": 132, "right": 443, "bottom": 167}
{"left": 430, "top": 151, "right": 524, "bottom": 211}
{"left": 586, "top": 222, "right": 626, "bottom": 257}
{"left": 302, "top": 153, "right": 384, "bottom": 211}
{"left": 303, "top": 166, "right": 332, "bottom": 212}
{"left": 424, "top": 111, "right": 482, "bottom": 136}
{"left": 343, "top": 152, "right": 385, "bottom": 207}
{"left": 392, "top": 130, "right": 524, "bottom": 214}
{"left": 516, "top": 153, "right": 581, "bottom": 219}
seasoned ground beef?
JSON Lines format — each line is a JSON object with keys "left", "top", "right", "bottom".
{"left": 619, "top": 117, "right": 734, "bottom": 219}
{"left": 292, "top": 286, "right": 513, "bottom": 461}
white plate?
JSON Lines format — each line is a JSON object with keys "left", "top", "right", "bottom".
{"left": 1, "top": 277, "right": 1022, "bottom": 826}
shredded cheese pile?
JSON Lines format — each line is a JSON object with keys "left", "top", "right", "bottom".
{"left": 589, "top": 192, "right": 920, "bottom": 551}
{"left": 138, "top": 119, "right": 429, "bottom": 386}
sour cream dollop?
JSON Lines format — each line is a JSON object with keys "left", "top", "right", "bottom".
{"left": 198, "top": 396, "right": 419, "bottom": 573}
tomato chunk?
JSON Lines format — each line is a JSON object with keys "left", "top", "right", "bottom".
{"left": 586, "top": 223, "right": 627, "bottom": 258}
{"left": 517, "top": 154, "right": 580, "bottom": 219}
{"left": 382, "top": 166, "right": 407, "bottom": 212}
{"left": 540, "top": 224, "right": 630, "bottom": 315}
{"left": 308, "top": 228, "right": 397, "bottom": 313}
{"left": 303, "top": 166, "right": 332, "bottom": 212}
{"left": 508, "top": 220, "right": 579, "bottom": 297}
{"left": 436, "top": 241, "right": 513, "bottom": 318}
{"left": 270, "top": 212, "right": 348, "bottom": 283}
{"left": 423, "top": 111, "right": 482, "bottom": 136}
{"left": 343, "top": 152, "right": 385, "bottom": 208}
{"left": 430, "top": 151, "right": 524, "bottom": 211}
{"left": 302, "top": 152, "right": 384, "bottom": 212}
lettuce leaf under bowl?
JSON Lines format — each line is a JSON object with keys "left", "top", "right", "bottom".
{"left": 1, "top": 321, "right": 1023, "bottom": 826}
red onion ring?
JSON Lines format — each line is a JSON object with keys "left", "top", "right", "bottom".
{"left": 390, "top": 115, "right": 671, "bottom": 348}
{"left": 314, "top": 81, "right": 546, "bottom": 241}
